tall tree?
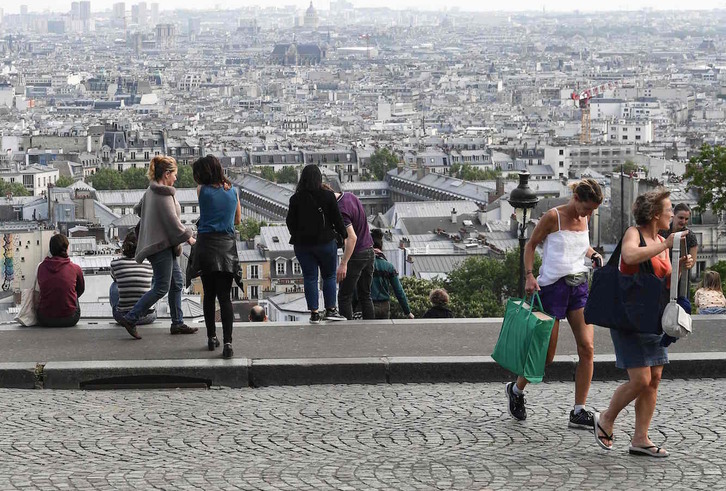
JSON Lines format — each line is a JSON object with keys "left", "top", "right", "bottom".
{"left": 260, "top": 166, "right": 276, "bottom": 182}
{"left": 0, "top": 181, "right": 30, "bottom": 196}
{"left": 368, "top": 148, "right": 399, "bottom": 180}
{"left": 122, "top": 168, "right": 150, "bottom": 189}
{"left": 444, "top": 250, "right": 542, "bottom": 317}
{"left": 276, "top": 166, "right": 298, "bottom": 184}
{"left": 685, "top": 144, "right": 726, "bottom": 214}
{"left": 450, "top": 163, "right": 501, "bottom": 181}
{"left": 175, "top": 164, "right": 197, "bottom": 188}
{"left": 236, "top": 217, "right": 267, "bottom": 241}
{"left": 87, "top": 168, "right": 125, "bottom": 190}
{"left": 54, "top": 176, "right": 74, "bottom": 188}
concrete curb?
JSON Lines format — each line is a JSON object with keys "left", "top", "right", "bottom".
{"left": 0, "top": 362, "right": 38, "bottom": 389}
{"left": 42, "top": 359, "right": 250, "bottom": 389}
{"left": 251, "top": 357, "right": 387, "bottom": 387}
{"left": 2, "top": 353, "right": 726, "bottom": 389}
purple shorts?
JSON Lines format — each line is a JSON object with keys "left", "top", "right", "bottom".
{"left": 538, "top": 276, "right": 589, "bottom": 320}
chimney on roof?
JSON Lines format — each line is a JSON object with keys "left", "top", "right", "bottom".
{"left": 397, "top": 163, "right": 404, "bottom": 175}
{"left": 416, "top": 166, "right": 425, "bottom": 180}
{"left": 478, "top": 205, "right": 487, "bottom": 225}
{"left": 451, "top": 207, "right": 457, "bottom": 224}
{"left": 495, "top": 176, "right": 505, "bottom": 198}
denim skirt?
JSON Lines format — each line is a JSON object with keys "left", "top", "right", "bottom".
{"left": 610, "top": 329, "right": 668, "bottom": 369}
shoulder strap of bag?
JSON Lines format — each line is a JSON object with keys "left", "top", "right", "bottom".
{"left": 636, "top": 229, "right": 656, "bottom": 275}
{"left": 305, "top": 191, "right": 326, "bottom": 228}
{"left": 669, "top": 231, "right": 683, "bottom": 302}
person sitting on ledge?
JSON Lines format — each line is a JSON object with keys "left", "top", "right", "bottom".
{"left": 36, "top": 234, "right": 84, "bottom": 327}
{"left": 110, "top": 231, "right": 156, "bottom": 326}
{"left": 422, "top": 288, "right": 454, "bottom": 318}
{"left": 249, "top": 305, "right": 267, "bottom": 322}
{"left": 694, "top": 270, "right": 726, "bottom": 315}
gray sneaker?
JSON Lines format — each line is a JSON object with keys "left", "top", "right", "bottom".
{"left": 324, "top": 308, "right": 347, "bottom": 321}
{"left": 568, "top": 409, "right": 595, "bottom": 430}
{"left": 505, "top": 382, "right": 527, "bottom": 421}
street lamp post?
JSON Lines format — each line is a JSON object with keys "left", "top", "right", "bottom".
{"left": 508, "top": 172, "right": 540, "bottom": 298}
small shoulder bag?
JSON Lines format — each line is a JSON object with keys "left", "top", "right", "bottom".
{"left": 661, "top": 232, "right": 692, "bottom": 339}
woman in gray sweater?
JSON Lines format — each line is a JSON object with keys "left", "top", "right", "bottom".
{"left": 117, "top": 156, "right": 197, "bottom": 340}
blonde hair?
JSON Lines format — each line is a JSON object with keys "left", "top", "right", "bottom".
{"left": 569, "top": 178, "right": 603, "bottom": 204}
{"left": 148, "top": 155, "right": 177, "bottom": 182}
{"left": 702, "top": 270, "right": 723, "bottom": 292}
{"left": 429, "top": 288, "right": 449, "bottom": 306}
{"left": 632, "top": 188, "right": 670, "bottom": 226}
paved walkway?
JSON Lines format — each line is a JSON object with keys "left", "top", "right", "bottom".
{"left": 1, "top": 380, "right": 722, "bottom": 490}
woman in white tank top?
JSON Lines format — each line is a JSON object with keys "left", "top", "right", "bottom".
{"left": 505, "top": 179, "right": 604, "bottom": 429}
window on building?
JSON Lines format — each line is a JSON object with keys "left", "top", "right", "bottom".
{"left": 249, "top": 285, "right": 259, "bottom": 299}
{"left": 276, "top": 261, "right": 286, "bottom": 275}
{"left": 622, "top": 136, "right": 628, "bottom": 140}
{"left": 130, "top": 152, "right": 136, "bottom": 160}
{"left": 559, "top": 161, "right": 564, "bottom": 167}
{"left": 635, "top": 136, "right": 641, "bottom": 140}
{"left": 293, "top": 262, "right": 301, "bottom": 275}
{"left": 192, "top": 206, "right": 197, "bottom": 213}
{"left": 145, "top": 152, "right": 150, "bottom": 160}
{"left": 118, "top": 152, "right": 123, "bottom": 160}
{"left": 248, "top": 264, "right": 259, "bottom": 279}
{"left": 559, "top": 149, "right": 564, "bottom": 155}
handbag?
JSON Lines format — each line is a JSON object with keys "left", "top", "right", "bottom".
{"left": 584, "top": 230, "right": 668, "bottom": 334}
{"left": 661, "top": 231, "right": 692, "bottom": 338}
{"left": 492, "top": 292, "right": 556, "bottom": 384}
{"left": 15, "top": 267, "right": 40, "bottom": 327}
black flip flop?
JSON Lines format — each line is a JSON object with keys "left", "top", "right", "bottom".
{"left": 629, "top": 445, "right": 669, "bottom": 458}
{"left": 593, "top": 412, "right": 613, "bottom": 450}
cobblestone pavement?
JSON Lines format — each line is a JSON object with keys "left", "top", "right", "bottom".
{"left": 0, "top": 380, "right": 723, "bottom": 490}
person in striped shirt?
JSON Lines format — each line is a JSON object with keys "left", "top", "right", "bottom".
{"left": 110, "top": 231, "right": 156, "bottom": 325}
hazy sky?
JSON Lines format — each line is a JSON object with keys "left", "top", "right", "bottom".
{"left": 7, "top": 0, "right": 726, "bottom": 13}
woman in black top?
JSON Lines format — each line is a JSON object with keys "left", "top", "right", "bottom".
{"left": 286, "top": 164, "right": 348, "bottom": 324}
{"left": 422, "top": 288, "right": 454, "bottom": 318}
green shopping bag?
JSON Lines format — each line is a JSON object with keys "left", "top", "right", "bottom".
{"left": 492, "top": 293, "right": 556, "bottom": 384}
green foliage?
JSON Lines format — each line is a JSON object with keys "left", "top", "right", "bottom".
{"left": 122, "top": 167, "right": 150, "bottom": 189}
{"left": 444, "top": 250, "right": 542, "bottom": 318}
{"left": 276, "top": 166, "right": 298, "bottom": 184}
{"left": 0, "top": 180, "right": 30, "bottom": 196}
{"left": 260, "top": 166, "right": 276, "bottom": 182}
{"left": 368, "top": 148, "right": 399, "bottom": 180}
{"left": 685, "top": 144, "right": 726, "bottom": 214}
{"left": 621, "top": 160, "right": 640, "bottom": 174}
{"left": 236, "top": 217, "right": 267, "bottom": 241}
{"left": 390, "top": 276, "right": 445, "bottom": 319}
{"left": 54, "top": 176, "right": 75, "bottom": 188}
{"left": 390, "top": 250, "right": 543, "bottom": 319}
{"left": 87, "top": 168, "right": 125, "bottom": 190}
{"left": 174, "top": 164, "right": 196, "bottom": 188}
{"left": 449, "top": 163, "right": 501, "bottom": 181}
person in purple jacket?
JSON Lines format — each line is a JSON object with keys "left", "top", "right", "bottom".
{"left": 334, "top": 189, "right": 375, "bottom": 320}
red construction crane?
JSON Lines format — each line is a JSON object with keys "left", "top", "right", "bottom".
{"left": 571, "top": 81, "right": 619, "bottom": 143}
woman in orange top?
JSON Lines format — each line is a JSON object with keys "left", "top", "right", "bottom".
{"left": 593, "top": 189, "right": 693, "bottom": 458}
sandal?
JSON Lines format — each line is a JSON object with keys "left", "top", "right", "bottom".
{"left": 629, "top": 445, "right": 669, "bottom": 458}
{"left": 593, "top": 412, "right": 613, "bottom": 450}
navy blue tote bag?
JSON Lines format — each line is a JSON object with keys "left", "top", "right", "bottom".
{"left": 584, "top": 232, "right": 667, "bottom": 334}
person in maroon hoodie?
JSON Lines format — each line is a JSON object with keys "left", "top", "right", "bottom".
{"left": 36, "top": 234, "right": 85, "bottom": 327}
